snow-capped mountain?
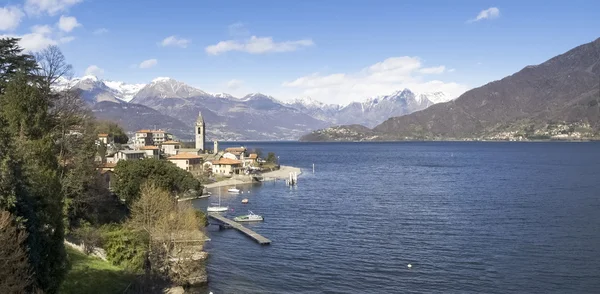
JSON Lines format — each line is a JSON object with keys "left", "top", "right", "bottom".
{"left": 55, "top": 76, "right": 146, "bottom": 103}
{"left": 130, "top": 77, "right": 209, "bottom": 106}
{"left": 286, "top": 89, "right": 435, "bottom": 127}
{"left": 103, "top": 80, "right": 146, "bottom": 102}
{"left": 287, "top": 97, "right": 341, "bottom": 121}
{"left": 54, "top": 75, "right": 449, "bottom": 140}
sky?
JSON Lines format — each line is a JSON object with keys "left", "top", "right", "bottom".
{"left": 1, "top": 0, "right": 599, "bottom": 105}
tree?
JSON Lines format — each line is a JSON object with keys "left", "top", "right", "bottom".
{"left": 128, "top": 183, "right": 205, "bottom": 284}
{"left": 34, "top": 45, "right": 73, "bottom": 91}
{"left": 0, "top": 38, "right": 37, "bottom": 92}
{"left": 266, "top": 152, "right": 277, "bottom": 163}
{"left": 114, "top": 158, "right": 202, "bottom": 204}
{"left": 0, "top": 211, "right": 33, "bottom": 293}
{"left": 95, "top": 120, "right": 129, "bottom": 144}
{"left": 0, "top": 60, "right": 66, "bottom": 293}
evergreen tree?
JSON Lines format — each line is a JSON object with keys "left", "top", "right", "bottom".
{"left": 0, "top": 72, "right": 66, "bottom": 292}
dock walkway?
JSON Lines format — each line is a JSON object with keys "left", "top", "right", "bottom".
{"left": 207, "top": 213, "right": 271, "bottom": 245}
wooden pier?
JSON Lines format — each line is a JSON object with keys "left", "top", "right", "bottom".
{"left": 207, "top": 213, "right": 271, "bottom": 245}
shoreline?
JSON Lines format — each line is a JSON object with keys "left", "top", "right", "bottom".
{"left": 203, "top": 165, "right": 302, "bottom": 189}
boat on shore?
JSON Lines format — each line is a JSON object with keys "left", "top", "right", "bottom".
{"left": 234, "top": 211, "right": 264, "bottom": 222}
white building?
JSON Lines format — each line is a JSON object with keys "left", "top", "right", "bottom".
{"left": 134, "top": 129, "right": 173, "bottom": 147}
{"left": 139, "top": 145, "right": 160, "bottom": 159}
{"left": 168, "top": 153, "right": 203, "bottom": 172}
{"left": 107, "top": 150, "right": 146, "bottom": 164}
{"left": 161, "top": 140, "right": 182, "bottom": 156}
{"left": 211, "top": 158, "right": 242, "bottom": 176}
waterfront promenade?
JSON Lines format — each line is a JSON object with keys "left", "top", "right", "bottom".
{"left": 204, "top": 165, "right": 302, "bottom": 189}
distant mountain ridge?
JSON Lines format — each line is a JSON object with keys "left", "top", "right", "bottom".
{"left": 301, "top": 37, "right": 600, "bottom": 142}
{"left": 56, "top": 76, "right": 454, "bottom": 140}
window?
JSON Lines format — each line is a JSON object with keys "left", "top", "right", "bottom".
{"left": 197, "top": 128, "right": 202, "bottom": 135}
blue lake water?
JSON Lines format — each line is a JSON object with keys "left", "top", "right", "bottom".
{"left": 192, "top": 142, "right": 600, "bottom": 293}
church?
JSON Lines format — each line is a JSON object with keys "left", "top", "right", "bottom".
{"left": 175, "top": 112, "right": 218, "bottom": 155}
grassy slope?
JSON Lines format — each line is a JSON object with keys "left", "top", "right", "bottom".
{"left": 60, "top": 247, "right": 136, "bottom": 294}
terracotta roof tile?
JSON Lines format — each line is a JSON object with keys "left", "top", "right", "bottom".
{"left": 212, "top": 158, "right": 242, "bottom": 165}
{"left": 168, "top": 153, "right": 203, "bottom": 160}
{"left": 162, "top": 140, "right": 181, "bottom": 145}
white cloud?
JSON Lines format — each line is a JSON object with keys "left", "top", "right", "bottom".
{"left": 468, "top": 7, "right": 500, "bottom": 23}
{"left": 281, "top": 56, "right": 469, "bottom": 105}
{"left": 448, "top": 68, "right": 456, "bottom": 73}
{"left": 139, "top": 59, "right": 158, "bottom": 69}
{"left": 25, "top": 0, "right": 83, "bottom": 16}
{"left": 226, "top": 79, "right": 243, "bottom": 90}
{"left": 419, "top": 66, "right": 446, "bottom": 74}
{"left": 1, "top": 23, "right": 73, "bottom": 52}
{"left": 0, "top": 6, "right": 24, "bottom": 31}
{"left": 57, "top": 15, "right": 80, "bottom": 32}
{"left": 13, "top": 33, "right": 57, "bottom": 52}
{"left": 160, "top": 35, "right": 190, "bottom": 48}
{"left": 84, "top": 65, "right": 104, "bottom": 77}
{"left": 206, "top": 36, "right": 314, "bottom": 55}
{"left": 93, "top": 28, "right": 108, "bottom": 35}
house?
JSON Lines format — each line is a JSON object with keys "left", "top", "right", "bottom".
{"left": 98, "top": 133, "right": 110, "bottom": 144}
{"left": 139, "top": 145, "right": 160, "bottom": 159}
{"left": 168, "top": 153, "right": 204, "bottom": 172}
{"left": 178, "top": 148, "right": 203, "bottom": 155}
{"left": 222, "top": 152, "right": 239, "bottom": 160}
{"left": 161, "top": 140, "right": 182, "bottom": 156}
{"left": 134, "top": 129, "right": 173, "bottom": 147}
{"left": 107, "top": 150, "right": 146, "bottom": 163}
{"left": 244, "top": 153, "right": 258, "bottom": 166}
{"left": 211, "top": 158, "right": 242, "bottom": 176}
{"left": 96, "top": 162, "right": 117, "bottom": 191}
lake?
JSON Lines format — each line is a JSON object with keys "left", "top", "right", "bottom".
{"left": 192, "top": 142, "right": 600, "bottom": 293}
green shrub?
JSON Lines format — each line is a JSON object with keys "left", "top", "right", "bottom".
{"left": 101, "top": 225, "right": 148, "bottom": 273}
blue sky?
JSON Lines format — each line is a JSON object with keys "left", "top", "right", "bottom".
{"left": 1, "top": 0, "right": 599, "bottom": 104}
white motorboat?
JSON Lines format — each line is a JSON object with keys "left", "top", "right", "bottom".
{"left": 234, "top": 211, "right": 264, "bottom": 222}
{"left": 228, "top": 187, "right": 240, "bottom": 194}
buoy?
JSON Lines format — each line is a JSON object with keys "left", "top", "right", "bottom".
{"left": 407, "top": 264, "right": 412, "bottom": 269}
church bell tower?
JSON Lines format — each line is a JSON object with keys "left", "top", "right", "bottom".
{"left": 195, "top": 112, "right": 205, "bottom": 151}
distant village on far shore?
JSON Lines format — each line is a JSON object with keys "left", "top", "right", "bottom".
{"left": 96, "top": 112, "right": 270, "bottom": 190}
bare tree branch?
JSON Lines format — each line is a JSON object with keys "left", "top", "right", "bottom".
{"left": 34, "top": 45, "right": 73, "bottom": 90}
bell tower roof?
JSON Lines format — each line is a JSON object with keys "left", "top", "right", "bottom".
{"left": 196, "top": 111, "right": 204, "bottom": 123}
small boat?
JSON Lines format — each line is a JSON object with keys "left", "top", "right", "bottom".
{"left": 207, "top": 189, "right": 228, "bottom": 212}
{"left": 228, "top": 185, "right": 240, "bottom": 193}
{"left": 234, "top": 211, "right": 264, "bottom": 222}
{"left": 241, "top": 198, "right": 249, "bottom": 204}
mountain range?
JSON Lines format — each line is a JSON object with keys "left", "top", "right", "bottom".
{"left": 56, "top": 75, "right": 449, "bottom": 140}
{"left": 301, "top": 37, "right": 600, "bottom": 142}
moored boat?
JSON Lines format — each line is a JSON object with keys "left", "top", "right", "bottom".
{"left": 234, "top": 211, "right": 264, "bottom": 222}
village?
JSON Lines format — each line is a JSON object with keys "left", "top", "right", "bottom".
{"left": 96, "top": 112, "right": 280, "bottom": 193}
